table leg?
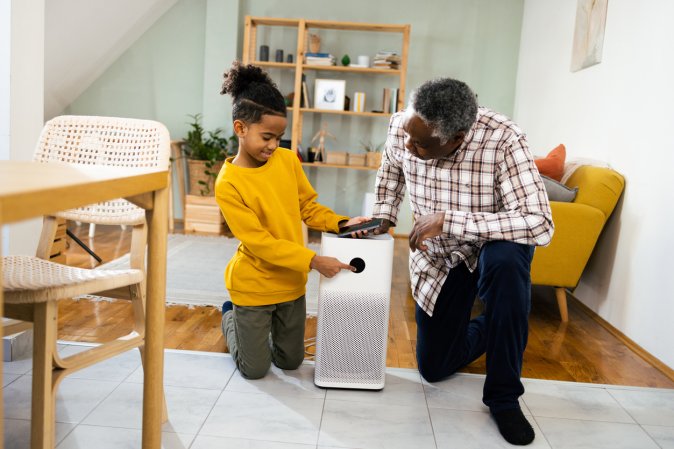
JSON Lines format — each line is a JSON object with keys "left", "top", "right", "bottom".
{"left": 142, "top": 183, "right": 169, "bottom": 448}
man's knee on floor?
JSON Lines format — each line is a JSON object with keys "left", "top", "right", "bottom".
{"left": 418, "top": 367, "right": 445, "bottom": 383}
{"left": 417, "top": 353, "right": 455, "bottom": 383}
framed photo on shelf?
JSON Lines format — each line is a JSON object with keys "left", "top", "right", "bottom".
{"left": 314, "top": 79, "right": 345, "bottom": 111}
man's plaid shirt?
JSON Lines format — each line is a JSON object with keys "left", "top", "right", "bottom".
{"left": 373, "top": 107, "right": 554, "bottom": 316}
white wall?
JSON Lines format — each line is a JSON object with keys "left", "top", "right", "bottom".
{"left": 3, "top": 0, "right": 46, "bottom": 256}
{"left": 1, "top": 0, "right": 10, "bottom": 159}
{"left": 514, "top": 0, "right": 674, "bottom": 368}
{"left": 1, "top": 0, "right": 9, "bottom": 252}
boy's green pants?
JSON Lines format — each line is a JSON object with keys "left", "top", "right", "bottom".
{"left": 222, "top": 295, "right": 306, "bottom": 379}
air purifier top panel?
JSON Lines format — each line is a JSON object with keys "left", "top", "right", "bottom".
{"left": 319, "top": 233, "right": 394, "bottom": 295}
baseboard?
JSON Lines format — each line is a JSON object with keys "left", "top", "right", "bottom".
{"left": 568, "top": 291, "right": 674, "bottom": 383}
{"left": 3, "top": 330, "right": 33, "bottom": 362}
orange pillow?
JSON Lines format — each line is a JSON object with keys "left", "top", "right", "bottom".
{"left": 535, "top": 144, "right": 566, "bottom": 181}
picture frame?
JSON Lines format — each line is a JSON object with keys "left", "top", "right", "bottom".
{"left": 570, "top": 0, "right": 608, "bottom": 72}
{"left": 314, "top": 79, "right": 346, "bottom": 111}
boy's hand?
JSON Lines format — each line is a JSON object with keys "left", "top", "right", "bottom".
{"left": 342, "top": 216, "right": 370, "bottom": 227}
{"left": 340, "top": 216, "right": 372, "bottom": 238}
{"left": 310, "top": 255, "right": 355, "bottom": 278}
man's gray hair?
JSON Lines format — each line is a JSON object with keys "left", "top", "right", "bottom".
{"left": 409, "top": 78, "right": 478, "bottom": 144}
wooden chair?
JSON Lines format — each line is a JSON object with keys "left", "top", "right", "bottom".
{"left": 2, "top": 115, "right": 170, "bottom": 449}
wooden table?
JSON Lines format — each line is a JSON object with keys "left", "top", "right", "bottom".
{"left": 0, "top": 161, "right": 169, "bottom": 448}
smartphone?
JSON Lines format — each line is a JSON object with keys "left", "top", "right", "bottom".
{"left": 337, "top": 218, "right": 385, "bottom": 238}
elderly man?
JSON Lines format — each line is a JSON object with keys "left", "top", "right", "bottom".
{"left": 373, "top": 78, "right": 553, "bottom": 446}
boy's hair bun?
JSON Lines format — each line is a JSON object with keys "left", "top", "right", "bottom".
{"left": 220, "top": 60, "right": 287, "bottom": 123}
{"left": 220, "top": 60, "right": 277, "bottom": 98}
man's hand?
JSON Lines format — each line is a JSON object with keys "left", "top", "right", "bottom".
{"left": 409, "top": 212, "right": 445, "bottom": 251}
{"left": 373, "top": 218, "right": 393, "bottom": 235}
{"left": 310, "top": 255, "right": 355, "bottom": 278}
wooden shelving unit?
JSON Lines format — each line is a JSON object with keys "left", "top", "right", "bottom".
{"left": 242, "top": 16, "right": 410, "bottom": 166}
{"left": 300, "top": 108, "right": 391, "bottom": 118}
{"left": 254, "top": 61, "right": 295, "bottom": 69}
{"left": 302, "top": 65, "right": 402, "bottom": 75}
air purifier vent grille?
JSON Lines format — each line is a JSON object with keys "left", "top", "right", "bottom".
{"left": 315, "top": 290, "right": 390, "bottom": 387}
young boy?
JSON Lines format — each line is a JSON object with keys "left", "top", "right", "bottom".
{"left": 216, "top": 61, "right": 369, "bottom": 379}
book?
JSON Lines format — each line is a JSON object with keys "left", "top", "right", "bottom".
{"left": 353, "top": 92, "right": 366, "bottom": 112}
{"left": 305, "top": 53, "right": 336, "bottom": 66}
{"left": 302, "top": 81, "right": 311, "bottom": 108}
{"left": 373, "top": 51, "right": 401, "bottom": 69}
{"left": 382, "top": 88, "right": 391, "bottom": 114}
{"left": 306, "top": 58, "right": 335, "bottom": 66}
{"left": 390, "top": 88, "right": 399, "bottom": 113}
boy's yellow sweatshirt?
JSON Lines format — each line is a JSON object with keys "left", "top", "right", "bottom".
{"left": 214, "top": 148, "right": 349, "bottom": 306}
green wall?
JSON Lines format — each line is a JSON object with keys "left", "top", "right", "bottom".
{"left": 239, "top": 0, "right": 524, "bottom": 116}
{"left": 66, "top": 0, "right": 524, "bottom": 228}
{"left": 65, "top": 0, "right": 207, "bottom": 139}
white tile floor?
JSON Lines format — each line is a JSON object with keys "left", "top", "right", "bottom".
{"left": 3, "top": 342, "right": 674, "bottom": 448}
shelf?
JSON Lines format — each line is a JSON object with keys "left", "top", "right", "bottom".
{"left": 253, "top": 61, "right": 295, "bottom": 69}
{"left": 305, "top": 20, "right": 409, "bottom": 33}
{"left": 302, "top": 65, "right": 401, "bottom": 75}
{"left": 243, "top": 16, "right": 409, "bottom": 158}
{"left": 249, "top": 17, "right": 301, "bottom": 27}
{"left": 301, "top": 162, "right": 378, "bottom": 171}
{"left": 300, "top": 108, "right": 392, "bottom": 118}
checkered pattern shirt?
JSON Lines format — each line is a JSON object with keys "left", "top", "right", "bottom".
{"left": 373, "top": 107, "right": 554, "bottom": 316}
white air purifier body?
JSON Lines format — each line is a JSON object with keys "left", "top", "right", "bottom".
{"left": 314, "top": 232, "right": 394, "bottom": 389}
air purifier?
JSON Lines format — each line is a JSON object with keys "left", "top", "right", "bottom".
{"left": 314, "top": 232, "right": 394, "bottom": 389}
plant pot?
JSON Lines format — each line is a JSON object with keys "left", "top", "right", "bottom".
{"left": 187, "top": 159, "right": 224, "bottom": 196}
{"left": 366, "top": 152, "right": 382, "bottom": 168}
{"left": 184, "top": 194, "right": 227, "bottom": 234}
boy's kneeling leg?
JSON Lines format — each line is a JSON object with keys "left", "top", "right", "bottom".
{"left": 229, "top": 304, "right": 274, "bottom": 379}
{"left": 239, "top": 357, "right": 272, "bottom": 380}
{"left": 271, "top": 296, "right": 306, "bottom": 371}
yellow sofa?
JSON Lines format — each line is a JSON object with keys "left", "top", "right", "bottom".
{"left": 531, "top": 165, "right": 625, "bottom": 321}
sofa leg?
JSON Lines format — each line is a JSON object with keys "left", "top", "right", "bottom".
{"left": 555, "top": 287, "right": 569, "bottom": 322}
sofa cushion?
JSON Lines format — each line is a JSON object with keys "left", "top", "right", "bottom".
{"left": 535, "top": 144, "right": 566, "bottom": 181}
{"left": 541, "top": 175, "right": 578, "bottom": 202}
{"left": 564, "top": 165, "right": 626, "bottom": 219}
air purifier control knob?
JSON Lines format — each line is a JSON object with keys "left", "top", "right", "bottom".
{"left": 349, "top": 257, "right": 365, "bottom": 273}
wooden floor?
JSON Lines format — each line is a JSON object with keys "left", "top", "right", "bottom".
{"left": 59, "top": 223, "right": 674, "bottom": 388}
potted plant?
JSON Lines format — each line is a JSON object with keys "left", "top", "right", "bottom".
{"left": 181, "top": 114, "right": 237, "bottom": 196}
{"left": 362, "top": 140, "right": 384, "bottom": 168}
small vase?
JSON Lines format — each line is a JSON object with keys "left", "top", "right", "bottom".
{"left": 259, "top": 45, "right": 269, "bottom": 61}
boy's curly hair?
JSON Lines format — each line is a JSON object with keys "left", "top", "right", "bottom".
{"left": 220, "top": 60, "right": 287, "bottom": 123}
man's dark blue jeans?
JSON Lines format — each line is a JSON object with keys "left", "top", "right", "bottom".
{"left": 415, "top": 241, "right": 535, "bottom": 413}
